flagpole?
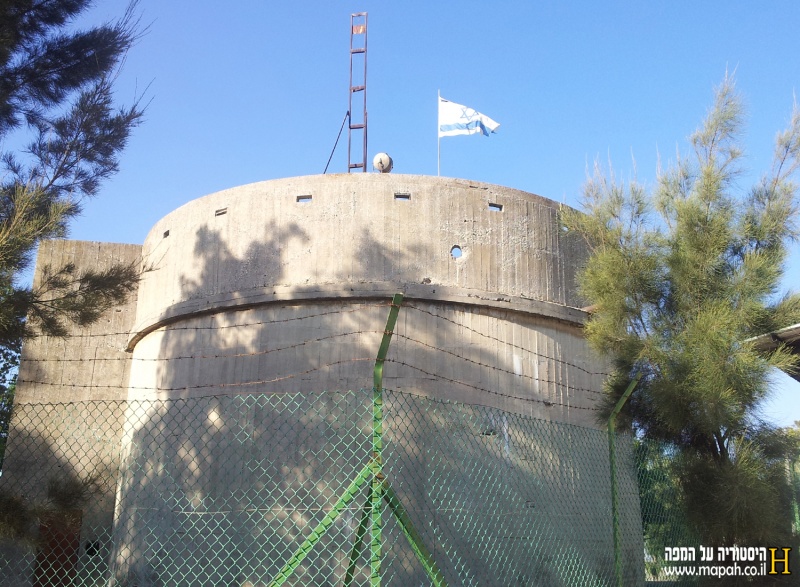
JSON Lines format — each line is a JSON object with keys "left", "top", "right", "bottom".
{"left": 437, "top": 90, "right": 440, "bottom": 176}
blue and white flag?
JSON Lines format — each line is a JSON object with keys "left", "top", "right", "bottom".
{"left": 438, "top": 96, "right": 500, "bottom": 138}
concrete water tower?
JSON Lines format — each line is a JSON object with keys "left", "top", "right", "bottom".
{"left": 4, "top": 173, "right": 644, "bottom": 586}
{"left": 122, "top": 173, "right": 597, "bottom": 420}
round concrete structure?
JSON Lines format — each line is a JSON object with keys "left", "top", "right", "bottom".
{"left": 109, "top": 175, "right": 641, "bottom": 586}
{"left": 6, "top": 175, "right": 642, "bottom": 587}
{"left": 126, "top": 173, "right": 601, "bottom": 425}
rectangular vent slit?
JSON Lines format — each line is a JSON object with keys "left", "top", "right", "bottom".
{"left": 215, "top": 208, "right": 228, "bottom": 216}
{"left": 163, "top": 230, "right": 170, "bottom": 238}
{"left": 489, "top": 203, "right": 503, "bottom": 212}
{"left": 297, "top": 195, "right": 312, "bottom": 203}
{"left": 394, "top": 193, "right": 411, "bottom": 201}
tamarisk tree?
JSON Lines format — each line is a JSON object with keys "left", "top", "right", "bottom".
{"left": 562, "top": 75, "right": 800, "bottom": 547}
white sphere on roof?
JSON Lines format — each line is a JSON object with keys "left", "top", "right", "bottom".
{"left": 372, "top": 152, "right": 393, "bottom": 173}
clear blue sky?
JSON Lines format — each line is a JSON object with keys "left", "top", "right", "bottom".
{"left": 58, "top": 1, "right": 800, "bottom": 425}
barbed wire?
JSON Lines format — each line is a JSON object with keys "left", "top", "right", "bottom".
{"left": 391, "top": 333, "right": 605, "bottom": 396}
{"left": 30, "top": 302, "right": 393, "bottom": 340}
{"left": 22, "top": 340, "right": 606, "bottom": 401}
{"left": 20, "top": 330, "right": 603, "bottom": 397}
{"left": 24, "top": 327, "right": 609, "bottom": 390}
{"left": 19, "top": 355, "right": 600, "bottom": 411}
{"left": 383, "top": 359, "right": 602, "bottom": 412}
{"left": 18, "top": 297, "right": 611, "bottom": 408}
{"left": 19, "top": 358, "right": 376, "bottom": 394}
{"left": 403, "top": 303, "right": 611, "bottom": 377}
{"left": 22, "top": 297, "right": 611, "bottom": 383}
{"left": 22, "top": 330, "right": 385, "bottom": 364}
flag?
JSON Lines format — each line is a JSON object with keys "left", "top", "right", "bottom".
{"left": 438, "top": 96, "right": 500, "bottom": 138}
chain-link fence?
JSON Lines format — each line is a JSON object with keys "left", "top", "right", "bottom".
{"left": 0, "top": 389, "right": 694, "bottom": 586}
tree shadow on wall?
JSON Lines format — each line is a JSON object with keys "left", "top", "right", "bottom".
{"left": 346, "top": 227, "right": 644, "bottom": 585}
{"left": 111, "top": 220, "right": 406, "bottom": 585}
{"left": 182, "top": 223, "right": 298, "bottom": 301}
{"left": 109, "top": 217, "right": 640, "bottom": 586}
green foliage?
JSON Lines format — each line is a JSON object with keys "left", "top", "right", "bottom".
{"left": 562, "top": 74, "right": 800, "bottom": 547}
{"left": 45, "top": 471, "right": 101, "bottom": 511}
{"left": 636, "top": 440, "right": 695, "bottom": 580}
{"left": 0, "top": 1, "right": 145, "bottom": 441}
{"left": 0, "top": 1, "right": 146, "bottom": 500}
{"left": 0, "top": 0, "right": 145, "bottom": 339}
{"left": 0, "top": 472, "right": 100, "bottom": 547}
{"left": 0, "top": 486, "right": 33, "bottom": 542}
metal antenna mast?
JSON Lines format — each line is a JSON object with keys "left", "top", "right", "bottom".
{"left": 348, "top": 13, "right": 367, "bottom": 172}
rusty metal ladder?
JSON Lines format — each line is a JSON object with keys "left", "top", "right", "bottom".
{"left": 348, "top": 12, "right": 368, "bottom": 172}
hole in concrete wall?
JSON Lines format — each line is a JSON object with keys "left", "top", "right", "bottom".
{"left": 394, "top": 193, "right": 411, "bottom": 201}
{"left": 489, "top": 203, "right": 503, "bottom": 212}
{"left": 450, "top": 245, "right": 463, "bottom": 259}
{"left": 163, "top": 230, "right": 169, "bottom": 238}
{"left": 215, "top": 208, "right": 227, "bottom": 216}
{"left": 296, "top": 195, "right": 312, "bottom": 203}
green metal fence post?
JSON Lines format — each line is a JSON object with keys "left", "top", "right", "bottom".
{"left": 608, "top": 374, "right": 641, "bottom": 587}
{"left": 267, "top": 464, "right": 374, "bottom": 587}
{"left": 383, "top": 482, "right": 448, "bottom": 587}
{"left": 371, "top": 293, "right": 403, "bottom": 585}
{"left": 269, "top": 293, "right": 448, "bottom": 586}
{"left": 269, "top": 292, "right": 403, "bottom": 587}
{"left": 344, "top": 498, "right": 372, "bottom": 586}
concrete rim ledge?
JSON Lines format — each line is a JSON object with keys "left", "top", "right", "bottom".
{"left": 125, "top": 283, "right": 588, "bottom": 352}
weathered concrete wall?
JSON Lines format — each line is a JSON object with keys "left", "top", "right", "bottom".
{"left": 127, "top": 300, "right": 602, "bottom": 424}
{"left": 4, "top": 176, "right": 645, "bottom": 585}
{"left": 129, "top": 174, "right": 586, "bottom": 347}
{"left": 0, "top": 240, "right": 141, "bottom": 587}
{"left": 109, "top": 392, "right": 644, "bottom": 586}
{"left": 108, "top": 175, "right": 643, "bottom": 585}
{"left": 16, "top": 239, "right": 142, "bottom": 403}
{"left": 126, "top": 174, "right": 597, "bottom": 423}
{"left": 8, "top": 239, "right": 141, "bottom": 478}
